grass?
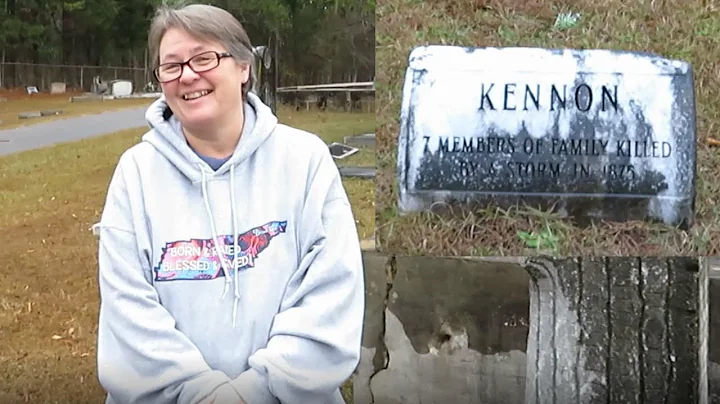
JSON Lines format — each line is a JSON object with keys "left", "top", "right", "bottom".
{"left": 0, "top": 104, "right": 372, "bottom": 403}
{"left": 0, "top": 89, "right": 155, "bottom": 131}
{"left": 375, "top": 0, "right": 720, "bottom": 256}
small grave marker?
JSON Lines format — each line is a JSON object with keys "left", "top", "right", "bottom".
{"left": 110, "top": 80, "right": 133, "bottom": 96}
{"left": 338, "top": 166, "right": 375, "bottom": 179}
{"left": 40, "top": 110, "right": 63, "bottom": 116}
{"left": 18, "top": 111, "right": 42, "bottom": 119}
{"left": 396, "top": 46, "right": 696, "bottom": 227}
{"left": 70, "top": 95, "right": 104, "bottom": 103}
{"left": 329, "top": 142, "right": 359, "bottom": 159}
{"left": 50, "top": 82, "right": 67, "bottom": 94}
{"left": 344, "top": 133, "right": 375, "bottom": 148}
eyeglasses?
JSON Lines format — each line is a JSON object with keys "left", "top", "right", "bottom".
{"left": 154, "top": 51, "right": 233, "bottom": 83}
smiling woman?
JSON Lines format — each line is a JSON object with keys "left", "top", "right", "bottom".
{"left": 93, "top": 3, "right": 365, "bottom": 404}
{"left": 147, "top": 5, "right": 256, "bottom": 159}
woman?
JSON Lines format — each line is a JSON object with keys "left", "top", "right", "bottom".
{"left": 94, "top": 3, "right": 365, "bottom": 404}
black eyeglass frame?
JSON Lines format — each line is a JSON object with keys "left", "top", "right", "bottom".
{"left": 153, "top": 51, "right": 233, "bottom": 83}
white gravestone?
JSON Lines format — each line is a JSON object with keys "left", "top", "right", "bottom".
{"left": 396, "top": 46, "right": 696, "bottom": 227}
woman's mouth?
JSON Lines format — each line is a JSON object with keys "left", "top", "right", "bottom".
{"left": 182, "top": 90, "right": 213, "bottom": 101}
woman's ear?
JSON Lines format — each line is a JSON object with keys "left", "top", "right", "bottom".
{"left": 238, "top": 63, "right": 251, "bottom": 84}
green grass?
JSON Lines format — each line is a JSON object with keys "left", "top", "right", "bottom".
{"left": 376, "top": 0, "right": 720, "bottom": 256}
{"left": 0, "top": 104, "right": 372, "bottom": 404}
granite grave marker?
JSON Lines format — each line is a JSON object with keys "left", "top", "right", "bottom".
{"left": 396, "top": 46, "right": 696, "bottom": 227}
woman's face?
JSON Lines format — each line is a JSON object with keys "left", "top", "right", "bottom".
{"left": 158, "top": 28, "right": 250, "bottom": 131}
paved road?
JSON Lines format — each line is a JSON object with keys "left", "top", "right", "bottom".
{"left": 0, "top": 106, "right": 149, "bottom": 156}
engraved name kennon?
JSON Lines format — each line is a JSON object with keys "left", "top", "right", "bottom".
{"left": 478, "top": 82, "right": 619, "bottom": 112}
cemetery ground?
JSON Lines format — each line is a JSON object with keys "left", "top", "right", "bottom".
{"left": 0, "top": 89, "right": 154, "bottom": 130}
{"left": 375, "top": 0, "right": 720, "bottom": 256}
{"left": 0, "top": 104, "right": 372, "bottom": 403}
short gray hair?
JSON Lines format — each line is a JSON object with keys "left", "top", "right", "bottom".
{"left": 148, "top": 3, "right": 256, "bottom": 97}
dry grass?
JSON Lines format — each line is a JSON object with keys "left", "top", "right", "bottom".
{"left": 0, "top": 89, "right": 154, "bottom": 130}
{"left": 0, "top": 105, "right": 372, "bottom": 403}
{"left": 376, "top": 0, "right": 720, "bottom": 256}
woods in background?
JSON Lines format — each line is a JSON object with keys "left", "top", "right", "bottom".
{"left": 0, "top": 0, "right": 375, "bottom": 87}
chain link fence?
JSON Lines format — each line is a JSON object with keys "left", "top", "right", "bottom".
{"left": 0, "top": 62, "right": 151, "bottom": 93}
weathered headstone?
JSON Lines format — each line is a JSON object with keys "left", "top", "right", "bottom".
{"left": 50, "top": 82, "right": 66, "bottom": 94}
{"left": 92, "top": 76, "right": 109, "bottom": 95}
{"left": 524, "top": 256, "right": 707, "bottom": 404}
{"left": 396, "top": 46, "right": 696, "bottom": 227}
{"left": 356, "top": 255, "right": 708, "bottom": 404}
{"left": 110, "top": 80, "right": 133, "bottom": 96}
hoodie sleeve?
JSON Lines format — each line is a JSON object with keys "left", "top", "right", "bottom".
{"left": 229, "top": 144, "right": 365, "bottom": 404}
{"left": 96, "top": 153, "right": 240, "bottom": 404}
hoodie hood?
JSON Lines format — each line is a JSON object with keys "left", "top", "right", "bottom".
{"left": 141, "top": 91, "right": 278, "bottom": 327}
{"left": 143, "top": 91, "right": 278, "bottom": 183}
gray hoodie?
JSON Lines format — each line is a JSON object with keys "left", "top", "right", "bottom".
{"left": 95, "top": 92, "right": 364, "bottom": 404}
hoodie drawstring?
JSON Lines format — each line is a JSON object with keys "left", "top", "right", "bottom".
{"left": 230, "top": 164, "right": 241, "bottom": 328}
{"left": 199, "top": 163, "right": 241, "bottom": 327}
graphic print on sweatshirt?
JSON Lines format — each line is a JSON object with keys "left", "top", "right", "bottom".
{"left": 153, "top": 220, "right": 288, "bottom": 281}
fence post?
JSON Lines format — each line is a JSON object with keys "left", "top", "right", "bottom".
{"left": 80, "top": 67, "right": 84, "bottom": 92}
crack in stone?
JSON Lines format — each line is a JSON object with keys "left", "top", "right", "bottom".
{"left": 576, "top": 257, "right": 584, "bottom": 404}
{"left": 698, "top": 257, "right": 709, "bottom": 404}
{"left": 523, "top": 256, "right": 558, "bottom": 404}
{"left": 368, "top": 254, "right": 397, "bottom": 403}
{"left": 664, "top": 258, "right": 673, "bottom": 404}
{"left": 638, "top": 257, "right": 646, "bottom": 404}
{"left": 606, "top": 257, "right": 613, "bottom": 404}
